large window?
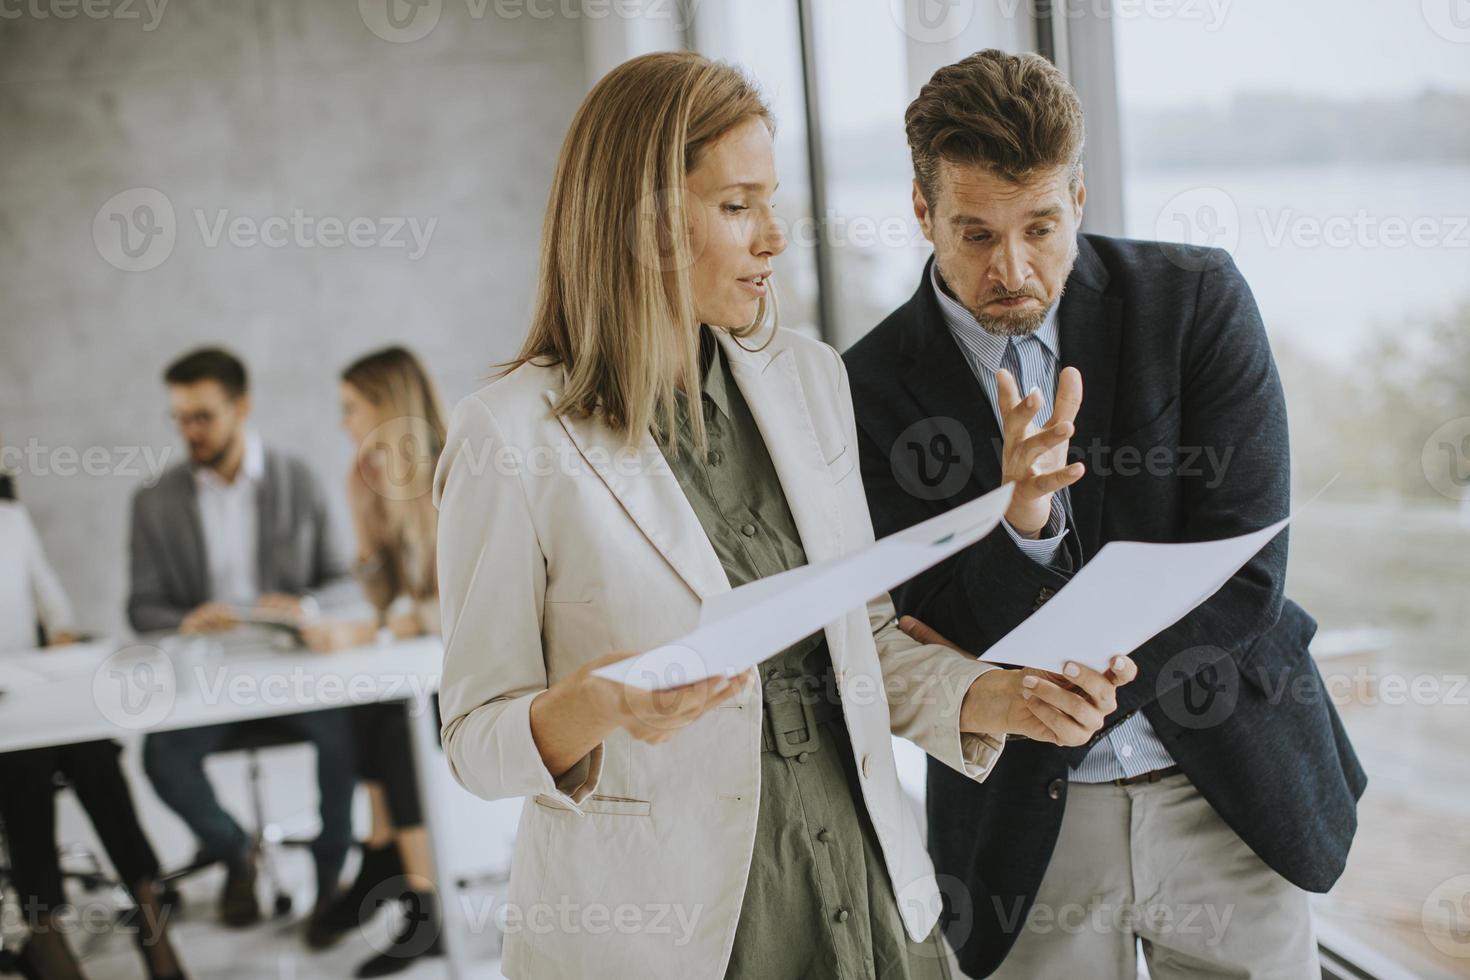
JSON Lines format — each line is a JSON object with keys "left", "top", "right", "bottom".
{"left": 691, "top": 0, "right": 823, "bottom": 340}
{"left": 804, "top": 2, "right": 929, "bottom": 350}
{"left": 1107, "top": 2, "right": 1470, "bottom": 974}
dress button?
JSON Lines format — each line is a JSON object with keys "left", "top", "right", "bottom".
{"left": 740, "top": 523, "right": 757, "bottom": 537}
{"left": 816, "top": 829, "right": 831, "bottom": 844}
{"left": 835, "top": 908, "right": 851, "bottom": 923}
{"left": 860, "top": 753, "right": 873, "bottom": 779}
{"left": 707, "top": 450, "right": 723, "bottom": 465}
{"left": 797, "top": 752, "right": 810, "bottom": 764}
{"left": 1047, "top": 778, "right": 1065, "bottom": 800}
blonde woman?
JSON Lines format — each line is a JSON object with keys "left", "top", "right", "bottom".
{"left": 434, "top": 53, "right": 1136, "bottom": 979}
{"left": 300, "top": 346, "right": 446, "bottom": 976}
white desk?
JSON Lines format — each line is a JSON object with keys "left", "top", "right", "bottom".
{"left": 0, "top": 634, "right": 487, "bottom": 978}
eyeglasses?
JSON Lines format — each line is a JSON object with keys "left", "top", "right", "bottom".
{"left": 170, "top": 409, "right": 221, "bottom": 429}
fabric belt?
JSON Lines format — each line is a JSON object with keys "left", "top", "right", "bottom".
{"left": 1111, "top": 764, "right": 1183, "bottom": 787}
{"left": 760, "top": 674, "right": 844, "bottom": 757}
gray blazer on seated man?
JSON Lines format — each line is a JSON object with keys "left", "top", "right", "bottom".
{"left": 127, "top": 435, "right": 349, "bottom": 632}
{"left": 128, "top": 347, "right": 357, "bottom": 939}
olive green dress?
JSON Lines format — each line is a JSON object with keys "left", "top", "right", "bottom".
{"left": 656, "top": 329, "right": 952, "bottom": 980}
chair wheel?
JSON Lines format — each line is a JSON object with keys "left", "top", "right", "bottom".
{"left": 273, "top": 893, "right": 293, "bottom": 916}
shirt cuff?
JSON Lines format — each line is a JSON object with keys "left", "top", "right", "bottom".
{"left": 1002, "top": 497, "right": 1069, "bottom": 566}
{"left": 932, "top": 657, "right": 1006, "bottom": 781}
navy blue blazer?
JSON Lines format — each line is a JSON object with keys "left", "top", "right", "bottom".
{"left": 844, "top": 234, "right": 1366, "bottom": 978}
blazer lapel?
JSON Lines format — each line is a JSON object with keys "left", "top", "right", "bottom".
{"left": 546, "top": 389, "right": 730, "bottom": 602}
{"left": 548, "top": 333, "right": 853, "bottom": 656}
{"left": 254, "top": 451, "right": 277, "bottom": 594}
{"left": 1057, "top": 237, "right": 1123, "bottom": 561}
{"left": 717, "top": 332, "right": 842, "bottom": 564}
{"left": 717, "top": 329, "right": 848, "bottom": 656}
{"left": 896, "top": 262, "right": 1005, "bottom": 501}
{"left": 176, "top": 471, "right": 210, "bottom": 605}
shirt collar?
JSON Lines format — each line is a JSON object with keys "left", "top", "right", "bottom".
{"left": 195, "top": 429, "right": 264, "bottom": 489}
{"left": 699, "top": 326, "right": 734, "bottom": 421}
{"left": 929, "top": 260, "right": 1060, "bottom": 369}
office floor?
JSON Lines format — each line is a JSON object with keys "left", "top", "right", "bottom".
{"left": 34, "top": 841, "right": 509, "bottom": 980}
{"left": 12, "top": 736, "right": 517, "bottom": 979}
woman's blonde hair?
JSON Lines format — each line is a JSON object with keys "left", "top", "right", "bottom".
{"left": 342, "top": 346, "right": 447, "bottom": 604}
{"left": 506, "top": 51, "right": 777, "bottom": 451}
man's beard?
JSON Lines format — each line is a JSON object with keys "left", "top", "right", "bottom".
{"left": 192, "top": 432, "right": 237, "bottom": 471}
{"left": 973, "top": 291, "right": 1057, "bottom": 337}
{"left": 940, "top": 239, "right": 1077, "bottom": 338}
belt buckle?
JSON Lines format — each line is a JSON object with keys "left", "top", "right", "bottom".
{"left": 764, "top": 678, "right": 820, "bottom": 759}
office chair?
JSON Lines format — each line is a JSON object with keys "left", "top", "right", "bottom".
{"left": 157, "top": 719, "right": 322, "bottom": 918}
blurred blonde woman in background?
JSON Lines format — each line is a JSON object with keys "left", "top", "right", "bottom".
{"left": 434, "top": 52, "right": 1134, "bottom": 979}
{"left": 300, "top": 346, "right": 446, "bottom": 977}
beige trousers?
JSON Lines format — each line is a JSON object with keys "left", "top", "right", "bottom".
{"left": 988, "top": 773, "right": 1319, "bottom": 980}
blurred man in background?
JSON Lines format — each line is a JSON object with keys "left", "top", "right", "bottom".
{"left": 128, "top": 347, "right": 356, "bottom": 941}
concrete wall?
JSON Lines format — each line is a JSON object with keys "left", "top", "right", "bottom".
{"left": 0, "top": 0, "right": 589, "bottom": 639}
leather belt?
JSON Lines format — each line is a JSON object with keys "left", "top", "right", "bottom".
{"left": 1111, "top": 764, "right": 1183, "bottom": 787}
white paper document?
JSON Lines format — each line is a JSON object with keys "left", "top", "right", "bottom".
{"left": 980, "top": 517, "right": 1292, "bottom": 674}
{"left": 593, "top": 483, "right": 1016, "bottom": 690}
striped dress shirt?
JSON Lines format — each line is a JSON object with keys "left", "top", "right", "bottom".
{"left": 929, "top": 262, "right": 1176, "bottom": 782}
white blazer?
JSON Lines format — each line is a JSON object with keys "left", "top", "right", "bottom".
{"left": 434, "top": 326, "right": 1005, "bottom": 979}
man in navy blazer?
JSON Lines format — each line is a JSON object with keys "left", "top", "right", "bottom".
{"left": 844, "top": 50, "right": 1365, "bottom": 978}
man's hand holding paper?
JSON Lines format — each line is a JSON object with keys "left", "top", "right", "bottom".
{"left": 900, "top": 614, "right": 1137, "bottom": 747}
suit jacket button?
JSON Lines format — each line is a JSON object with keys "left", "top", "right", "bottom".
{"left": 1047, "top": 778, "right": 1065, "bottom": 800}
{"left": 1034, "top": 587, "right": 1055, "bottom": 610}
